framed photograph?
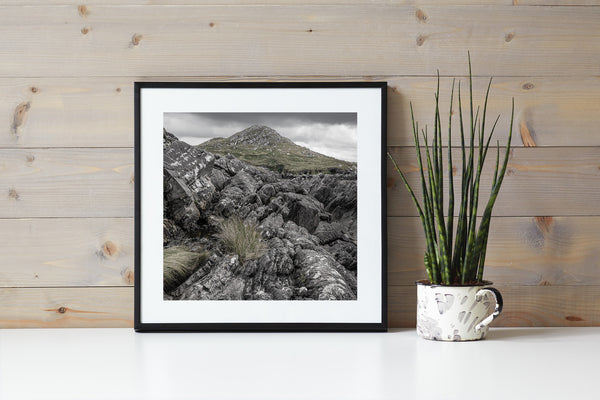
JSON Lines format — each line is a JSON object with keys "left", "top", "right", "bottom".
{"left": 134, "top": 82, "right": 387, "bottom": 332}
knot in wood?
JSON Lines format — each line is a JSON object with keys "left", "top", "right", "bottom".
{"left": 123, "top": 269, "right": 135, "bottom": 285}
{"left": 522, "top": 82, "right": 535, "bottom": 90}
{"left": 8, "top": 187, "right": 19, "bottom": 200}
{"left": 12, "top": 101, "right": 31, "bottom": 134}
{"left": 130, "top": 33, "right": 143, "bottom": 46}
{"left": 102, "top": 241, "right": 119, "bottom": 258}
{"left": 565, "top": 316, "right": 583, "bottom": 322}
{"left": 78, "top": 5, "right": 88, "bottom": 18}
{"left": 58, "top": 307, "right": 67, "bottom": 314}
{"left": 415, "top": 9, "right": 428, "bottom": 23}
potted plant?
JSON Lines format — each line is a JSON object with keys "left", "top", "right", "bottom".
{"left": 388, "top": 57, "right": 514, "bottom": 341}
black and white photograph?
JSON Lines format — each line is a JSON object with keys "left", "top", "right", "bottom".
{"left": 135, "top": 83, "right": 386, "bottom": 331}
{"left": 163, "top": 113, "right": 359, "bottom": 301}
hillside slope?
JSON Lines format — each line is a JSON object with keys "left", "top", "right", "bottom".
{"left": 197, "top": 124, "right": 356, "bottom": 174}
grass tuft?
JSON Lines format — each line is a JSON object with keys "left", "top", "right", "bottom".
{"left": 163, "top": 246, "right": 208, "bottom": 293}
{"left": 217, "top": 217, "right": 266, "bottom": 263}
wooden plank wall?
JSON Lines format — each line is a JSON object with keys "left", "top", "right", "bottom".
{"left": 1, "top": 0, "right": 599, "bottom": 328}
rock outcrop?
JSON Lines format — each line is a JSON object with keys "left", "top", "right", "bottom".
{"left": 163, "top": 129, "right": 357, "bottom": 301}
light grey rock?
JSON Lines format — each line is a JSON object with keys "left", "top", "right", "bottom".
{"left": 293, "top": 249, "right": 357, "bottom": 300}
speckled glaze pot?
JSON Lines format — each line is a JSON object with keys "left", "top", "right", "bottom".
{"left": 416, "top": 280, "right": 503, "bottom": 341}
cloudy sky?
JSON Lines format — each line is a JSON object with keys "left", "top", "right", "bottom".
{"left": 164, "top": 112, "right": 357, "bottom": 162}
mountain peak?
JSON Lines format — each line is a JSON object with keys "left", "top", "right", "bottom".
{"left": 197, "top": 124, "right": 356, "bottom": 174}
{"left": 228, "top": 125, "right": 292, "bottom": 147}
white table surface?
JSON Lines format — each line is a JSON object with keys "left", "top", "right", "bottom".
{"left": 0, "top": 327, "right": 597, "bottom": 400}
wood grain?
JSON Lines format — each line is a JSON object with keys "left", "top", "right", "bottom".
{"left": 0, "top": 218, "right": 134, "bottom": 287}
{"left": 3, "top": 76, "right": 600, "bottom": 148}
{"left": 1, "top": 146, "right": 598, "bottom": 218}
{"left": 386, "top": 76, "right": 600, "bottom": 147}
{"left": 6, "top": 1, "right": 600, "bottom": 6}
{"left": 2, "top": 284, "right": 597, "bottom": 329}
{"left": 0, "top": 287, "right": 133, "bottom": 328}
{"left": 2, "top": 216, "right": 596, "bottom": 288}
{"left": 0, "top": 78, "right": 133, "bottom": 148}
{"left": 0, "top": 1, "right": 514, "bottom": 5}
{"left": 388, "top": 216, "right": 600, "bottom": 286}
{"left": 387, "top": 146, "right": 600, "bottom": 217}
{"left": 517, "top": 1, "right": 600, "bottom": 4}
{"left": 389, "top": 285, "right": 600, "bottom": 327}
{"left": 0, "top": 148, "right": 133, "bottom": 218}
{"left": 1, "top": 5, "right": 600, "bottom": 77}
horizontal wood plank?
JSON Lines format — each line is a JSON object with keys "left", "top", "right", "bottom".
{"left": 0, "top": 6, "right": 599, "bottom": 77}
{"left": 3, "top": 285, "right": 597, "bottom": 328}
{"left": 0, "top": 287, "right": 133, "bottom": 328}
{"left": 5, "top": 1, "right": 600, "bottom": 6}
{"left": 0, "top": 148, "right": 133, "bottom": 218}
{"left": 387, "top": 146, "right": 600, "bottom": 217}
{"left": 387, "top": 76, "right": 600, "bottom": 147}
{"left": 1, "top": 146, "right": 598, "bottom": 218}
{"left": 0, "top": 1, "right": 514, "bottom": 5}
{"left": 388, "top": 216, "right": 600, "bottom": 286}
{"left": 3, "top": 216, "right": 597, "bottom": 288}
{"left": 389, "top": 285, "right": 600, "bottom": 327}
{"left": 3, "top": 76, "right": 600, "bottom": 148}
{"left": 0, "top": 78, "right": 133, "bottom": 148}
{"left": 0, "top": 218, "right": 134, "bottom": 287}
{"left": 517, "top": 1, "right": 600, "bottom": 4}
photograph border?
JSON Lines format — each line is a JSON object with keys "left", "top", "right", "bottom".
{"left": 134, "top": 82, "right": 387, "bottom": 332}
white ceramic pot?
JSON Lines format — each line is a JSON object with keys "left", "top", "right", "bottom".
{"left": 416, "top": 280, "right": 503, "bottom": 341}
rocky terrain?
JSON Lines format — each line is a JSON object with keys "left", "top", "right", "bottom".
{"left": 163, "top": 127, "right": 358, "bottom": 301}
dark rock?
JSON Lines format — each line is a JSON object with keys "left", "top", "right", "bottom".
{"left": 314, "top": 221, "right": 344, "bottom": 244}
{"left": 326, "top": 240, "right": 357, "bottom": 271}
{"left": 246, "top": 205, "right": 270, "bottom": 222}
{"left": 257, "top": 184, "right": 276, "bottom": 204}
{"left": 163, "top": 218, "right": 183, "bottom": 245}
{"left": 259, "top": 213, "right": 285, "bottom": 238}
{"left": 173, "top": 255, "right": 245, "bottom": 300}
{"left": 257, "top": 238, "right": 295, "bottom": 275}
{"left": 282, "top": 220, "right": 320, "bottom": 251}
{"left": 282, "top": 192, "right": 324, "bottom": 233}
{"left": 210, "top": 168, "right": 229, "bottom": 190}
{"left": 214, "top": 186, "right": 246, "bottom": 217}
{"left": 228, "top": 170, "right": 259, "bottom": 193}
{"left": 163, "top": 171, "right": 203, "bottom": 233}
{"left": 163, "top": 129, "right": 179, "bottom": 146}
{"left": 214, "top": 154, "right": 246, "bottom": 176}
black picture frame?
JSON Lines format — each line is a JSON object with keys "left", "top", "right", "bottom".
{"left": 134, "top": 82, "right": 387, "bottom": 332}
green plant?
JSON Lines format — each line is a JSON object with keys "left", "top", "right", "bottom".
{"left": 217, "top": 217, "right": 266, "bottom": 263}
{"left": 163, "top": 246, "right": 209, "bottom": 293}
{"left": 388, "top": 56, "right": 514, "bottom": 285}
